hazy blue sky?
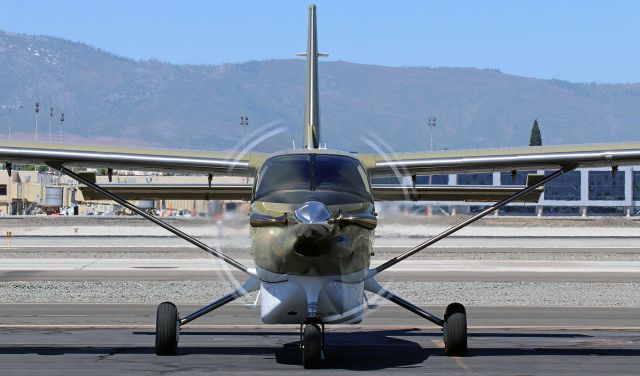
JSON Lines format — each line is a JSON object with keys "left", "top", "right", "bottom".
{"left": 1, "top": 0, "right": 638, "bottom": 83}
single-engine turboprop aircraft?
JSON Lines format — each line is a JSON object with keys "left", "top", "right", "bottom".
{"left": 3, "top": 4, "right": 640, "bottom": 368}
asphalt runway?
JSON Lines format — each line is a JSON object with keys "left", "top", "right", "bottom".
{"left": 1, "top": 230, "right": 640, "bottom": 374}
{"left": 0, "top": 304, "right": 639, "bottom": 375}
{"left": 2, "top": 258, "right": 640, "bottom": 282}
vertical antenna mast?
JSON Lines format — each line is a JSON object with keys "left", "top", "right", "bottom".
{"left": 302, "top": 4, "right": 326, "bottom": 149}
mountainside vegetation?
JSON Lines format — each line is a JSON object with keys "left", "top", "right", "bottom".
{"left": 1, "top": 30, "right": 639, "bottom": 154}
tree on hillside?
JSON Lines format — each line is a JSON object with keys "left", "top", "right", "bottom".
{"left": 529, "top": 119, "right": 542, "bottom": 146}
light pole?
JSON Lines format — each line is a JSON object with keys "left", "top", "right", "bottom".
{"left": 240, "top": 116, "right": 249, "bottom": 146}
{"left": 59, "top": 113, "right": 64, "bottom": 142}
{"left": 35, "top": 101, "right": 40, "bottom": 141}
{"left": 1, "top": 104, "right": 23, "bottom": 142}
{"left": 427, "top": 116, "right": 437, "bottom": 152}
{"left": 49, "top": 108, "right": 53, "bottom": 142}
{"left": 240, "top": 116, "right": 249, "bottom": 182}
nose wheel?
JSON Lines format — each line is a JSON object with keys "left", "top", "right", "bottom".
{"left": 300, "top": 319, "right": 324, "bottom": 368}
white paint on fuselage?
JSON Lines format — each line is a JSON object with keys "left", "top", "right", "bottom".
{"left": 257, "top": 267, "right": 367, "bottom": 324}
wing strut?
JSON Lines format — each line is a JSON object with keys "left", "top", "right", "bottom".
{"left": 369, "top": 166, "right": 573, "bottom": 278}
{"left": 54, "top": 165, "right": 253, "bottom": 275}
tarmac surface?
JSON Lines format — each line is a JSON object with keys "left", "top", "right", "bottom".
{"left": 1, "top": 218, "right": 640, "bottom": 374}
{"left": 2, "top": 258, "right": 640, "bottom": 283}
{"left": 1, "top": 304, "right": 639, "bottom": 375}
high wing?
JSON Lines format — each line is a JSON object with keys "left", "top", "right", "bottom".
{"left": 0, "top": 141, "right": 266, "bottom": 176}
{"left": 78, "top": 182, "right": 542, "bottom": 203}
{"left": 371, "top": 184, "right": 542, "bottom": 202}
{"left": 78, "top": 183, "right": 254, "bottom": 201}
{"left": 360, "top": 142, "right": 640, "bottom": 177}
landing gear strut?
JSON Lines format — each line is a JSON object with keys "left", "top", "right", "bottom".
{"left": 360, "top": 168, "right": 574, "bottom": 358}
{"left": 153, "top": 277, "right": 260, "bottom": 356}
{"left": 53, "top": 164, "right": 262, "bottom": 358}
{"left": 300, "top": 319, "right": 324, "bottom": 368}
{"left": 365, "top": 279, "right": 468, "bottom": 357}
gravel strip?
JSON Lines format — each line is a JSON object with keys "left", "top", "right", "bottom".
{"left": 372, "top": 251, "right": 640, "bottom": 261}
{"left": 2, "top": 280, "right": 639, "bottom": 306}
{"left": 2, "top": 250, "right": 640, "bottom": 261}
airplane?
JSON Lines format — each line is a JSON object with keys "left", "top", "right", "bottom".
{"left": 2, "top": 3, "right": 640, "bottom": 369}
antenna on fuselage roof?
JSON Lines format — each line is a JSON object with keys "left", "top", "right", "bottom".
{"left": 296, "top": 4, "right": 328, "bottom": 150}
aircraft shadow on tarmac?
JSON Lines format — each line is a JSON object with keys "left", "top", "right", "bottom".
{"left": 2, "top": 329, "right": 637, "bottom": 371}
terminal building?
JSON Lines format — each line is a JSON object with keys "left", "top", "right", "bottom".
{"left": 382, "top": 166, "right": 640, "bottom": 216}
{"left": 0, "top": 170, "right": 244, "bottom": 216}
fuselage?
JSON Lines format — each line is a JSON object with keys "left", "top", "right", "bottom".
{"left": 248, "top": 149, "right": 377, "bottom": 324}
{"left": 250, "top": 149, "right": 376, "bottom": 280}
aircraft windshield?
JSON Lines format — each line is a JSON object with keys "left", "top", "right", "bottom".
{"left": 255, "top": 154, "right": 371, "bottom": 199}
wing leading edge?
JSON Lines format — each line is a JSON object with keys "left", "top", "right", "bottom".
{"left": 0, "top": 141, "right": 266, "bottom": 176}
{"left": 361, "top": 142, "right": 640, "bottom": 177}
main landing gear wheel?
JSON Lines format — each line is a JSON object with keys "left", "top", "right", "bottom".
{"left": 443, "top": 302, "right": 467, "bottom": 356}
{"left": 155, "top": 301, "right": 179, "bottom": 356}
{"left": 301, "top": 323, "right": 322, "bottom": 369}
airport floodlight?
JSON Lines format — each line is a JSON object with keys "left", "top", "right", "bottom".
{"left": 49, "top": 108, "right": 54, "bottom": 141}
{"left": 59, "top": 112, "right": 64, "bottom": 142}
{"left": 0, "top": 104, "right": 23, "bottom": 142}
{"left": 35, "top": 102, "right": 40, "bottom": 141}
{"left": 240, "top": 115, "right": 249, "bottom": 142}
{"left": 427, "top": 115, "right": 437, "bottom": 152}
{"left": 240, "top": 116, "right": 249, "bottom": 183}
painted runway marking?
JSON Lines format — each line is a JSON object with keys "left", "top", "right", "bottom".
{"left": 431, "top": 339, "right": 472, "bottom": 373}
{"left": 2, "top": 324, "right": 640, "bottom": 330}
{"left": 3, "top": 245, "right": 640, "bottom": 249}
{"left": 375, "top": 245, "right": 640, "bottom": 249}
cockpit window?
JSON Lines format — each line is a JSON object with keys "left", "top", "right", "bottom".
{"left": 255, "top": 155, "right": 310, "bottom": 193}
{"left": 255, "top": 154, "right": 371, "bottom": 200}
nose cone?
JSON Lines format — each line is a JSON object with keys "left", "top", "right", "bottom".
{"left": 294, "top": 201, "right": 332, "bottom": 224}
{"left": 293, "top": 201, "right": 333, "bottom": 257}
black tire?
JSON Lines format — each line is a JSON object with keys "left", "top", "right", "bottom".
{"left": 155, "top": 301, "right": 179, "bottom": 356}
{"left": 443, "top": 302, "right": 467, "bottom": 356}
{"left": 302, "top": 323, "right": 322, "bottom": 369}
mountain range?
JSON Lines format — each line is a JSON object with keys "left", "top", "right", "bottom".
{"left": 1, "top": 29, "right": 639, "bottom": 154}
